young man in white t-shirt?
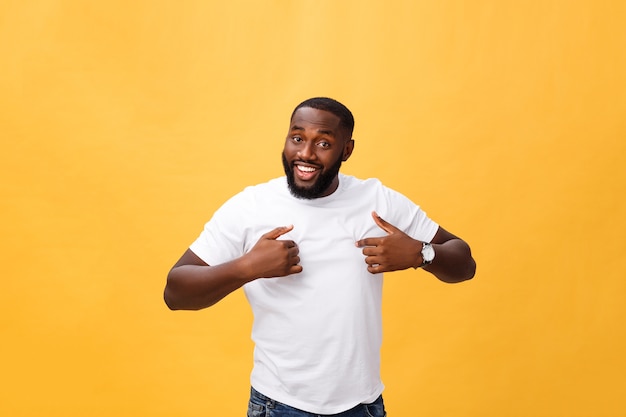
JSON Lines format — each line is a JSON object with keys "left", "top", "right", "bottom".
{"left": 164, "top": 97, "right": 476, "bottom": 416}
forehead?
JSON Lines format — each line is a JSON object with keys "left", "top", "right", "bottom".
{"left": 290, "top": 107, "right": 342, "bottom": 134}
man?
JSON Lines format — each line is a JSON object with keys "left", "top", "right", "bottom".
{"left": 164, "top": 97, "right": 476, "bottom": 416}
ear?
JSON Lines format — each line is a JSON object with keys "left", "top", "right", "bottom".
{"left": 342, "top": 139, "right": 355, "bottom": 161}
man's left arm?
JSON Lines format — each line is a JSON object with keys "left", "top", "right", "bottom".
{"left": 356, "top": 211, "right": 476, "bottom": 283}
{"left": 423, "top": 226, "right": 476, "bottom": 283}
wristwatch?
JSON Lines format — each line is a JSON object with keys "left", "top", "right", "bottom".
{"left": 420, "top": 242, "right": 435, "bottom": 267}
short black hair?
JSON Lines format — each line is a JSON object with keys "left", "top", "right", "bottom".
{"left": 291, "top": 97, "right": 355, "bottom": 137}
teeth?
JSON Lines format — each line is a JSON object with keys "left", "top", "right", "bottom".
{"left": 297, "top": 165, "right": 316, "bottom": 172}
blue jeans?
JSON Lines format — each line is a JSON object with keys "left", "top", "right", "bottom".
{"left": 247, "top": 387, "right": 387, "bottom": 417}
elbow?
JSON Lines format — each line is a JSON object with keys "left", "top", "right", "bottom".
{"left": 163, "top": 286, "right": 182, "bottom": 310}
{"left": 438, "top": 257, "right": 476, "bottom": 284}
{"left": 455, "top": 257, "right": 476, "bottom": 282}
{"left": 163, "top": 272, "right": 213, "bottom": 311}
{"left": 455, "top": 245, "right": 476, "bottom": 282}
{"left": 439, "top": 240, "right": 476, "bottom": 283}
{"left": 163, "top": 272, "right": 186, "bottom": 310}
{"left": 461, "top": 257, "right": 477, "bottom": 282}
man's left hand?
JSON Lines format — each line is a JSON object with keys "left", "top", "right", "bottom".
{"left": 355, "top": 211, "right": 422, "bottom": 274}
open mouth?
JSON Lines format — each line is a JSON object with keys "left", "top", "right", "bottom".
{"left": 294, "top": 164, "right": 320, "bottom": 181}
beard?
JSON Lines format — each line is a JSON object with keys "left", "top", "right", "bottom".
{"left": 282, "top": 153, "right": 343, "bottom": 199}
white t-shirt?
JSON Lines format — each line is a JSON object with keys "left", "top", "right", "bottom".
{"left": 190, "top": 174, "right": 439, "bottom": 414}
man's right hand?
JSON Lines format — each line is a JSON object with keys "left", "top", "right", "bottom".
{"left": 242, "top": 225, "right": 302, "bottom": 279}
{"left": 164, "top": 225, "right": 302, "bottom": 310}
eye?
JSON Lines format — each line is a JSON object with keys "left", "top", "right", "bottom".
{"left": 291, "top": 136, "right": 303, "bottom": 143}
{"left": 317, "top": 141, "right": 330, "bottom": 149}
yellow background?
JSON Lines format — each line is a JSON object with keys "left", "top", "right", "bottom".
{"left": 1, "top": 1, "right": 625, "bottom": 416}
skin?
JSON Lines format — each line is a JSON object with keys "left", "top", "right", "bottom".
{"left": 356, "top": 211, "right": 475, "bottom": 283}
{"left": 282, "top": 106, "right": 354, "bottom": 199}
{"left": 164, "top": 107, "right": 475, "bottom": 311}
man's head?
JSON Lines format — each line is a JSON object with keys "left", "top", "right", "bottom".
{"left": 282, "top": 97, "right": 355, "bottom": 199}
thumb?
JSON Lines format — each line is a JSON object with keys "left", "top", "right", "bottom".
{"left": 371, "top": 211, "right": 399, "bottom": 235}
{"left": 262, "top": 224, "right": 294, "bottom": 240}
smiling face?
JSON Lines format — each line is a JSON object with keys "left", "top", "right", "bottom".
{"left": 282, "top": 107, "right": 354, "bottom": 199}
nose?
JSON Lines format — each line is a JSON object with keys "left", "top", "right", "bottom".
{"left": 297, "top": 141, "right": 316, "bottom": 161}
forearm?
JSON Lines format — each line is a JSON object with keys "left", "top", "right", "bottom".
{"left": 164, "top": 259, "right": 253, "bottom": 311}
{"left": 424, "top": 238, "right": 476, "bottom": 283}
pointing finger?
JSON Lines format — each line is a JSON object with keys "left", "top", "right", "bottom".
{"left": 355, "top": 237, "right": 382, "bottom": 248}
{"left": 262, "top": 225, "right": 294, "bottom": 240}
{"left": 371, "top": 211, "right": 399, "bottom": 235}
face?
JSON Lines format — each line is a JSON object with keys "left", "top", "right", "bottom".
{"left": 282, "top": 107, "right": 354, "bottom": 199}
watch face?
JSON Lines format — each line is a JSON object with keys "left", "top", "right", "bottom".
{"left": 423, "top": 244, "right": 435, "bottom": 262}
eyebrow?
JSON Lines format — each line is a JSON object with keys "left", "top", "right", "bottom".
{"left": 291, "top": 125, "right": 335, "bottom": 136}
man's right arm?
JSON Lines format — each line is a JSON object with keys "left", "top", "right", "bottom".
{"left": 164, "top": 225, "right": 301, "bottom": 311}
